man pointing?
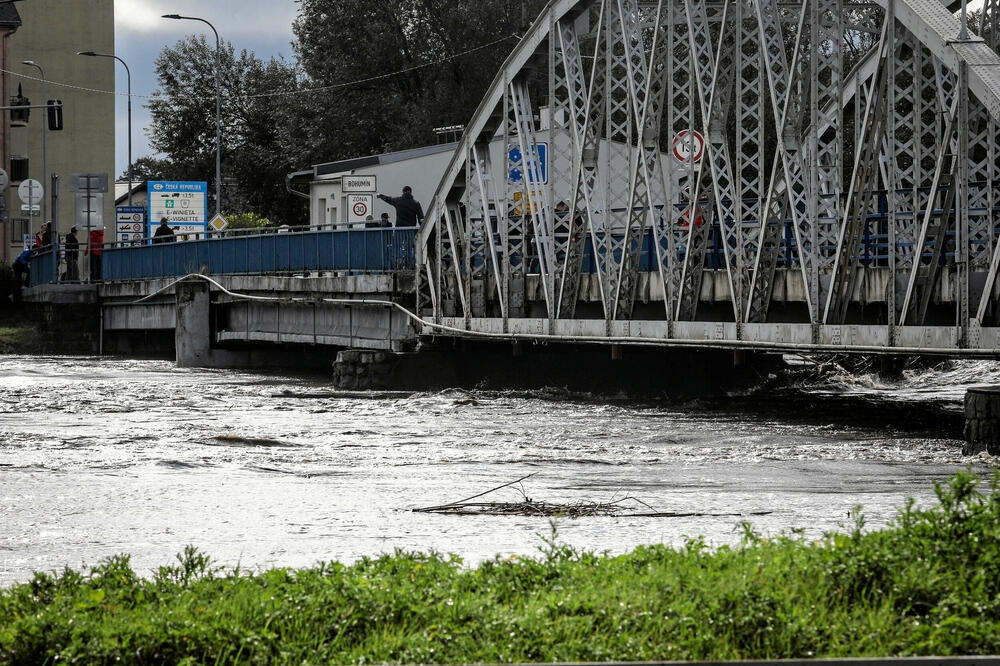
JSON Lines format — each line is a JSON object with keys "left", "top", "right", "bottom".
{"left": 377, "top": 186, "right": 424, "bottom": 228}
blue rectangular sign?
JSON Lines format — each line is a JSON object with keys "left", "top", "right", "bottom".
{"left": 147, "top": 181, "right": 209, "bottom": 238}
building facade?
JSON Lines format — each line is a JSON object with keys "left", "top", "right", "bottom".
{"left": 6, "top": 0, "right": 114, "bottom": 258}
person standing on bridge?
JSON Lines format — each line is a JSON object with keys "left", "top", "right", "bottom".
{"left": 64, "top": 227, "right": 80, "bottom": 281}
{"left": 378, "top": 186, "right": 424, "bottom": 228}
{"left": 153, "top": 218, "right": 176, "bottom": 244}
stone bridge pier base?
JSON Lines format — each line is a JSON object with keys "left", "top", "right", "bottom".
{"left": 964, "top": 386, "right": 1000, "bottom": 455}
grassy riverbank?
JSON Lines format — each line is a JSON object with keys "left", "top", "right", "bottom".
{"left": 2, "top": 472, "right": 1000, "bottom": 664}
{"left": 0, "top": 308, "right": 38, "bottom": 354}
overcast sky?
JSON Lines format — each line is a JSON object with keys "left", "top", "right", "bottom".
{"left": 114, "top": 0, "right": 299, "bottom": 176}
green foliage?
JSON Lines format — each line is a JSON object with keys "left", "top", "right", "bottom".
{"left": 4, "top": 471, "right": 1000, "bottom": 664}
{"left": 221, "top": 211, "right": 271, "bottom": 237}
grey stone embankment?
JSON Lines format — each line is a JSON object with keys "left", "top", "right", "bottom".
{"left": 964, "top": 386, "right": 1000, "bottom": 455}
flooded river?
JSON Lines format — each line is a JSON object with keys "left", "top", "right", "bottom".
{"left": 0, "top": 354, "right": 991, "bottom": 586}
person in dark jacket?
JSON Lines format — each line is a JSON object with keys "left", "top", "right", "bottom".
{"left": 65, "top": 227, "right": 80, "bottom": 281}
{"left": 379, "top": 212, "right": 392, "bottom": 228}
{"left": 12, "top": 247, "right": 30, "bottom": 288}
{"left": 153, "top": 218, "right": 175, "bottom": 244}
{"left": 377, "top": 186, "right": 424, "bottom": 227}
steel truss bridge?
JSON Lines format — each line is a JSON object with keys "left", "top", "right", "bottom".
{"left": 415, "top": 0, "right": 1000, "bottom": 356}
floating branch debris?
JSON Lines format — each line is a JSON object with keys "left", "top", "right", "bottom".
{"left": 413, "top": 474, "right": 773, "bottom": 519}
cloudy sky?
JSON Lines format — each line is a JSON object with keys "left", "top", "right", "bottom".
{"left": 114, "top": 0, "right": 299, "bottom": 175}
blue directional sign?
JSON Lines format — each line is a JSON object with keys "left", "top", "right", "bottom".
{"left": 507, "top": 143, "right": 548, "bottom": 184}
{"left": 147, "top": 181, "right": 208, "bottom": 239}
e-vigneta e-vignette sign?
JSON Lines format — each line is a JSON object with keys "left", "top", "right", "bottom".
{"left": 147, "top": 181, "right": 208, "bottom": 238}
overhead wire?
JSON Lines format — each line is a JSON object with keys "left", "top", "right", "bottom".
{"left": 0, "top": 33, "right": 519, "bottom": 102}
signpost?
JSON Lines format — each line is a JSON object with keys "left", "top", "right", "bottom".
{"left": 343, "top": 175, "right": 377, "bottom": 193}
{"left": 116, "top": 205, "right": 145, "bottom": 245}
{"left": 147, "top": 181, "right": 208, "bottom": 239}
{"left": 348, "top": 194, "right": 374, "bottom": 224}
{"left": 71, "top": 173, "right": 109, "bottom": 283}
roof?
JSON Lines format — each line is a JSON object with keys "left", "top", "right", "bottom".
{"left": 0, "top": 2, "right": 21, "bottom": 27}
{"left": 313, "top": 142, "right": 459, "bottom": 178}
{"left": 114, "top": 181, "right": 146, "bottom": 206}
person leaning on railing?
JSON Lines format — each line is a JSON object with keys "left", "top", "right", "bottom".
{"left": 12, "top": 247, "right": 30, "bottom": 290}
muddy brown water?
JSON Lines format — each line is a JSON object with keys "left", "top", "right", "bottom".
{"left": 0, "top": 355, "right": 990, "bottom": 586}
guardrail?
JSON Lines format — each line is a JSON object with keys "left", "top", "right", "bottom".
{"left": 103, "top": 227, "right": 417, "bottom": 282}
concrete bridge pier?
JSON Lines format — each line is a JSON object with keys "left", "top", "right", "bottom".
{"left": 175, "top": 279, "right": 260, "bottom": 369}
{"left": 964, "top": 386, "right": 1000, "bottom": 455}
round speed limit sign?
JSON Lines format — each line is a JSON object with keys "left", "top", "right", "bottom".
{"left": 353, "top": 201, "right": 369, "bottom": 217}
{"left": 672, "top": 130, "right": 705, "bottom": 164}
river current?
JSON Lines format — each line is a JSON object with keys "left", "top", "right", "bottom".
{"left": 0, "top": 354, "right": 993, "bottom": 586}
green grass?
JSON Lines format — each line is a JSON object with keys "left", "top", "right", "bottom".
{"left": 0, "top": 323, "right": 37, "bottom": 354}
{"left": 3, "top": 471, "right": 1000, "bottom": 664}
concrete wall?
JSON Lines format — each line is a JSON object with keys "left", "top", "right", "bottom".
{"left": 8, "top": 0, "right": 115, "bottom": 258}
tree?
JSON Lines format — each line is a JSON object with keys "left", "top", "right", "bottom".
{"left": 143, "top": 0, "right": 548, "bottom": 224}
{"left": 118, "top": 156, "right": 181, "bottom": 183}
{"left": 289, "top": 0, "right": 544, "bottom": 166}
{"left": 146, "top": 37, "right": 306, "bottom": 224}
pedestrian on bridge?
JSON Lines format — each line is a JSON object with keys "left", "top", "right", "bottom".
{"left": 12, "top": 247, "right": 30, "bottom": 290}
{"left": 153, "top": 218, "right": 176, "bottom": 244}
{"left": 64, "top": 227, "right": 79, "bottom": 282}
{"left": 85, "top": 229, "right": 104, "bottom": 281}
{"left": 378, "top": 186, "right": 424, "bottom": 228}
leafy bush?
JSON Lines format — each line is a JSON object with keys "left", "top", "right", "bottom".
{"left": 221, "top": 211, "right": 270, "bottom": 237}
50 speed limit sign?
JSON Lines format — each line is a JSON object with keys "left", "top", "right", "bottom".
{"left": 348, "top": 194, "right": 374, "bottom": 223}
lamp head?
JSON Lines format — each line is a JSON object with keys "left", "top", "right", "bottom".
{"left": 77, "top": 51, "right": 97, "bottom": 57}
{"left": 162, "top": 14, "right": 182, "bottom": 19}
{"left": 21, "top": 60, "right": 37, "bottom": 67}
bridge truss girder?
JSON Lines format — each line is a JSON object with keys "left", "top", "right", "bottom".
{"left": 415, "top": 0, "right": 1000, "bottom": 353}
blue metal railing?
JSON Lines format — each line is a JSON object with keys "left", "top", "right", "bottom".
{"left": 26, "top": 246, "right": 57, "bottom": 288}
{"left": 101, "top": 227, "right": 417, "bottom": 282}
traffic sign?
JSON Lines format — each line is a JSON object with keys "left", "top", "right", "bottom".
{"left": 208, "top": 213, "right": 229, "bottom": 232}
{"left": 348, "top": 194, "right": 374, "bottom": 224}
{"left": 343, "top": 175, "right": 377, "bottom": 193}
{"left": 507, "top": 143, "right": 548, "bottom": 184}
{"left": 672, "top": 130, "right": 705, "bottom": 164}
{"left": 147, "top": 181, "right": 208, "bottom": 238}
{"left": 116, "top": 205, "right": 145, "bottom": 245}
{"left": 17, "top": 179, "right": 43, "bottom": 205}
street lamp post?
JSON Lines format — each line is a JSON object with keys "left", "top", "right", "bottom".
{"left": 78, "top": 51, "right": 132, "bottom": 206}
{"left": 162, "top": 13, "right": 222, "bottom": 218}
{"left": 21, "top": 61, "right": 45, "bottom": 225}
